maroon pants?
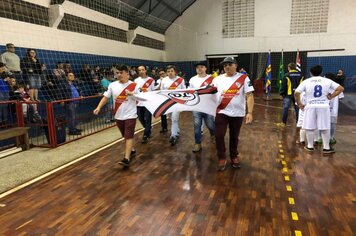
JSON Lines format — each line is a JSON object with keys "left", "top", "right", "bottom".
{"left": 116, "top": 119, "right": 136, "bottom": 139}
{"left": 215, "top": 114, "right": 244, "bottom": 160}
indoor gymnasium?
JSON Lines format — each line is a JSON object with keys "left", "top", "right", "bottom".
{"left": 0, "top": 0, "right": 355, "bottom": 235}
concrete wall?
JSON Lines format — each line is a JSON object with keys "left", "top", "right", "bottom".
{"left": 165, "top": 0, "right": 356, "bottom": 61}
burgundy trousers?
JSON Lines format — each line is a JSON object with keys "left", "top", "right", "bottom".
{"left": 215, "top": 114, "right": 244, "bottom": 160}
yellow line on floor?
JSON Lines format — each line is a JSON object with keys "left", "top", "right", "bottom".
{"left": 0, "top": 122, "right": 160, "bottom": 200}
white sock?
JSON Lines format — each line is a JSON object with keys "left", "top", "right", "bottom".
{"left": 314, "top": 130, "right": 319, "bottom": 142}
{"left": 300, "top": 129, "right": 306, "bottom": 142}
{"left": 306, "top": 130, "right": 315, "bottom": 148}
{"left": 321, "top": 130, "right": 331, "bottom": 150}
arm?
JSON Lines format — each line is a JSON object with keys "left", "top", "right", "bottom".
{"left": 327, "top": 85, "right": 344, "bottom": 100}
{"left": 279, "top": 76, "right": 287, "bottom": 96}
{"left": 245, "top": 92, "right": 254, "bottom": 124}
{"left": 93, "top": 96, "right": 109, "bottom": 115}
{"left": 294, "top": 91, "right": 304, "bottom": 110}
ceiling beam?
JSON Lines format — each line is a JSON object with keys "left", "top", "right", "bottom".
{"left": 156, "top": 0, "right": 181, "bottom": 16}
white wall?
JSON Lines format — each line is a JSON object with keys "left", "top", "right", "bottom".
{"left": 165, "top": 0, "right": 356, "bottom": 61}
{"left": 0, "top": 18, "right": 165, "bottom": 61}
{"left": 0, "top": 0, "right": 167, "bottom": 62}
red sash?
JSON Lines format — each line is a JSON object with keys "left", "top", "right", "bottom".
{"left": 217, "top": 75, "right": 247, "bottom": 113}
{"left": 200, "top": 76, "right": 214, "bottom": 87}
{"left": 168, "top": 77, "right": 184, "bottom": 90}
{"left": 140, "top": 78, "right": 154, "bottom": 92}
{"left": 113, "top": 82, "right": 137, "bottom": 115}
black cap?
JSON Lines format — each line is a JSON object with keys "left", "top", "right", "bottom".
{"left": 220, "top": 57, "right": 237, "bottom": 65}
{"left": 194, "top": 61, "right": 207, "bottom": 67}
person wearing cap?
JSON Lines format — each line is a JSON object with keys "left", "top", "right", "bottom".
{"left": 189, "top": 61, "right": 215, "bottom": 153}
{"left": 212, "top": 57, "right": 254, "bottom": 171}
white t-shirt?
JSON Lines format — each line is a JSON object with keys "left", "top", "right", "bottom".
{"left": 134, "top": 76, "right": 155, "bottom": 106}
{"left": 160, "top": 76, "right": 186, "bottom": 90}
{"left": 295, "top": 76, "right": 340, "bottom": 108}
{"left": 103, "top": 81, "right": 138, "bottom": 120}
{"left": 189, "top": 74, "right": 213, "bottom": 89}
{"left": 212, "top": 72, "right": 254, "bottom": 117}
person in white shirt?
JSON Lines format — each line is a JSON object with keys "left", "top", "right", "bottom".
{"left": 93, "top": 65, "right": 138, "bottom": 167}
{"left": 295, "top": 65, "right": 344, "bottom": 155}
{"left": 0, "top": 43, "right": 21, "bottom": 73}
{"left": 160, "top": 65, "right": 186, "bottom": 145}
{"left": 135, "top": 65, "right": 155, "bottom": 144}
{"left": 212, "top": 57, "right": 254, "bottom": 171}
{"left": 189, "top": 61, "right": 215, "bottom": 153}
{"left": 155, "top": 69, "right": 168, "bottom": 133}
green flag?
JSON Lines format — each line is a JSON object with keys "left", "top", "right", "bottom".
{"left": 277, "top": 52, "right": 284, "bottom": 92}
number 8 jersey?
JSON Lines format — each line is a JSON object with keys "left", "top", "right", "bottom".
{"left": 295, "top": 76, "right": 340, "bottom": 108}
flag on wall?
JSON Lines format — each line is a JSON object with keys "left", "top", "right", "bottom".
{"left": 277, "top": 50, "right": 284, "bottom": 92}
{"left": 265, "top": 51, "right": 272, "bottom": 96}
{"left": 296, "top": 49, "right": 301, "bottom": 72}
{"left": 134, "top": 86, "right": 219, "bottom": 118}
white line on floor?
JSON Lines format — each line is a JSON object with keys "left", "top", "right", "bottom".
{"left": 0, "top": 122, "right": 160, "bottom": 200}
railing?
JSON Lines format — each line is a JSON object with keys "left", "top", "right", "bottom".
{"left": 0, "top": 96, "right": 115, "bottom": 149}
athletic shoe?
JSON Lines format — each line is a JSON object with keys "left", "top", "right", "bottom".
{"left": 118, "top": 158, "right": 130, "bottom": 167}
{"left": 192, "top": 144, "right": 202, "bottom": 153}
{"left": 160, "top": 129, "right": 168, "bottom": 134}
{"left": 304, "top": 146, "right": 314, "bottom": 152}
{"left": 169, "top": 136, "right": 178, "bottom": 146}
{"left": 141, "top": 136, "right": 148, "bottom": 144}
{"left": 329, "top": 138, "right": 337, "bottom": 145}
{"left": 276, "top": 122, "right": 286, "bottom": 128}
{"left": 231, "top": 157, "right": 241, "bottom": 169}
{"left": 217, "top": 160, "right": 227, "bottom": 172}
{"left": 296, "top": 140, "right": 305, "bottom": 145}
{"left": 323, "top": 148, "right": 335, "bottom": 154}
{"left": 210, "top": 135, "right": 216, "bottom": 144}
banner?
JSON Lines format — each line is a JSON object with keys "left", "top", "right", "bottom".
{"left": 134, "top": 86, "right": 219, "bottom": 118}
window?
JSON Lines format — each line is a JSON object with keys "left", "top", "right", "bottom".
{"left": 222, "top": 0, "right": 255, "bottom": 38}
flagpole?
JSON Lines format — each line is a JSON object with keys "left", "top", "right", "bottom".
{"left": 266, "top": 50, "right": 272, "bottom": 100}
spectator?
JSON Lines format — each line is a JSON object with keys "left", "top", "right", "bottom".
{"left": 100, "top": 70, "right": 114, "bottom": 123}
{"left": 52, "top": 61, "right": 66, "bottom": 80}
{"left": 64, "top": 61, "right": 73, "bottom": 75}
{"left": 13, "top": 83, "right": 41, "bottom": 123}
{"left": 0, "top": 43, "right": 23, "bottom": 84}
{"left": 59, "top": 72, "right": 82, "bottom": 135}
{"left": 21, "top": 49, "right": 42, "bottom": 101}
{"left": 336, "top": 69, "right": 346, "bottom": 87}
{"left": 0, "top": 62, "right": 11, "bottom": 125}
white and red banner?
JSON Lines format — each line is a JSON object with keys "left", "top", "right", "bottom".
{"left": 134, "top": 86, "right": 219, "bottom": 118}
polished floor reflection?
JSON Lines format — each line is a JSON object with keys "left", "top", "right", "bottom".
{"left": 0, "top": 98, "right": 355, "bottom": 235}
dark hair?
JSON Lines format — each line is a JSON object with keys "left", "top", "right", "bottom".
{"left": 138, "top": 65, "right": 147, "bottom": 70}
{"left": 288, "top": 63, "right": 296, "bottom": 70}
{"left": 166, "top": 65, "right": 177, "bottom": 72}
{"left": 17, "top": 83, "right": 26, "bottom": 88}
{"left": 310, "top": 65, "right": 323, "bottom": 76}
{"left": 116, "top": 64, "right": 129, "bottom": 73}
{"left": 6, "top": 43, "right": 14, "bottom": 48}
{"left": 26, "top": 48, "right": 36, "bottom": 58}
{"left": 0, "top": 62, "right": 5, "bottom": 67}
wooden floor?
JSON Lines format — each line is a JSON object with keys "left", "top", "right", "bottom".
{"left": 0, "top": 98, "right": 355, "bottom": 236}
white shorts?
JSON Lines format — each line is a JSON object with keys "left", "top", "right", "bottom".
{"left": 302, "top": 107, "right": 330, "bottom": 130}
{"left": 297, "top": 109, "right": 304, "bottom": 128}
